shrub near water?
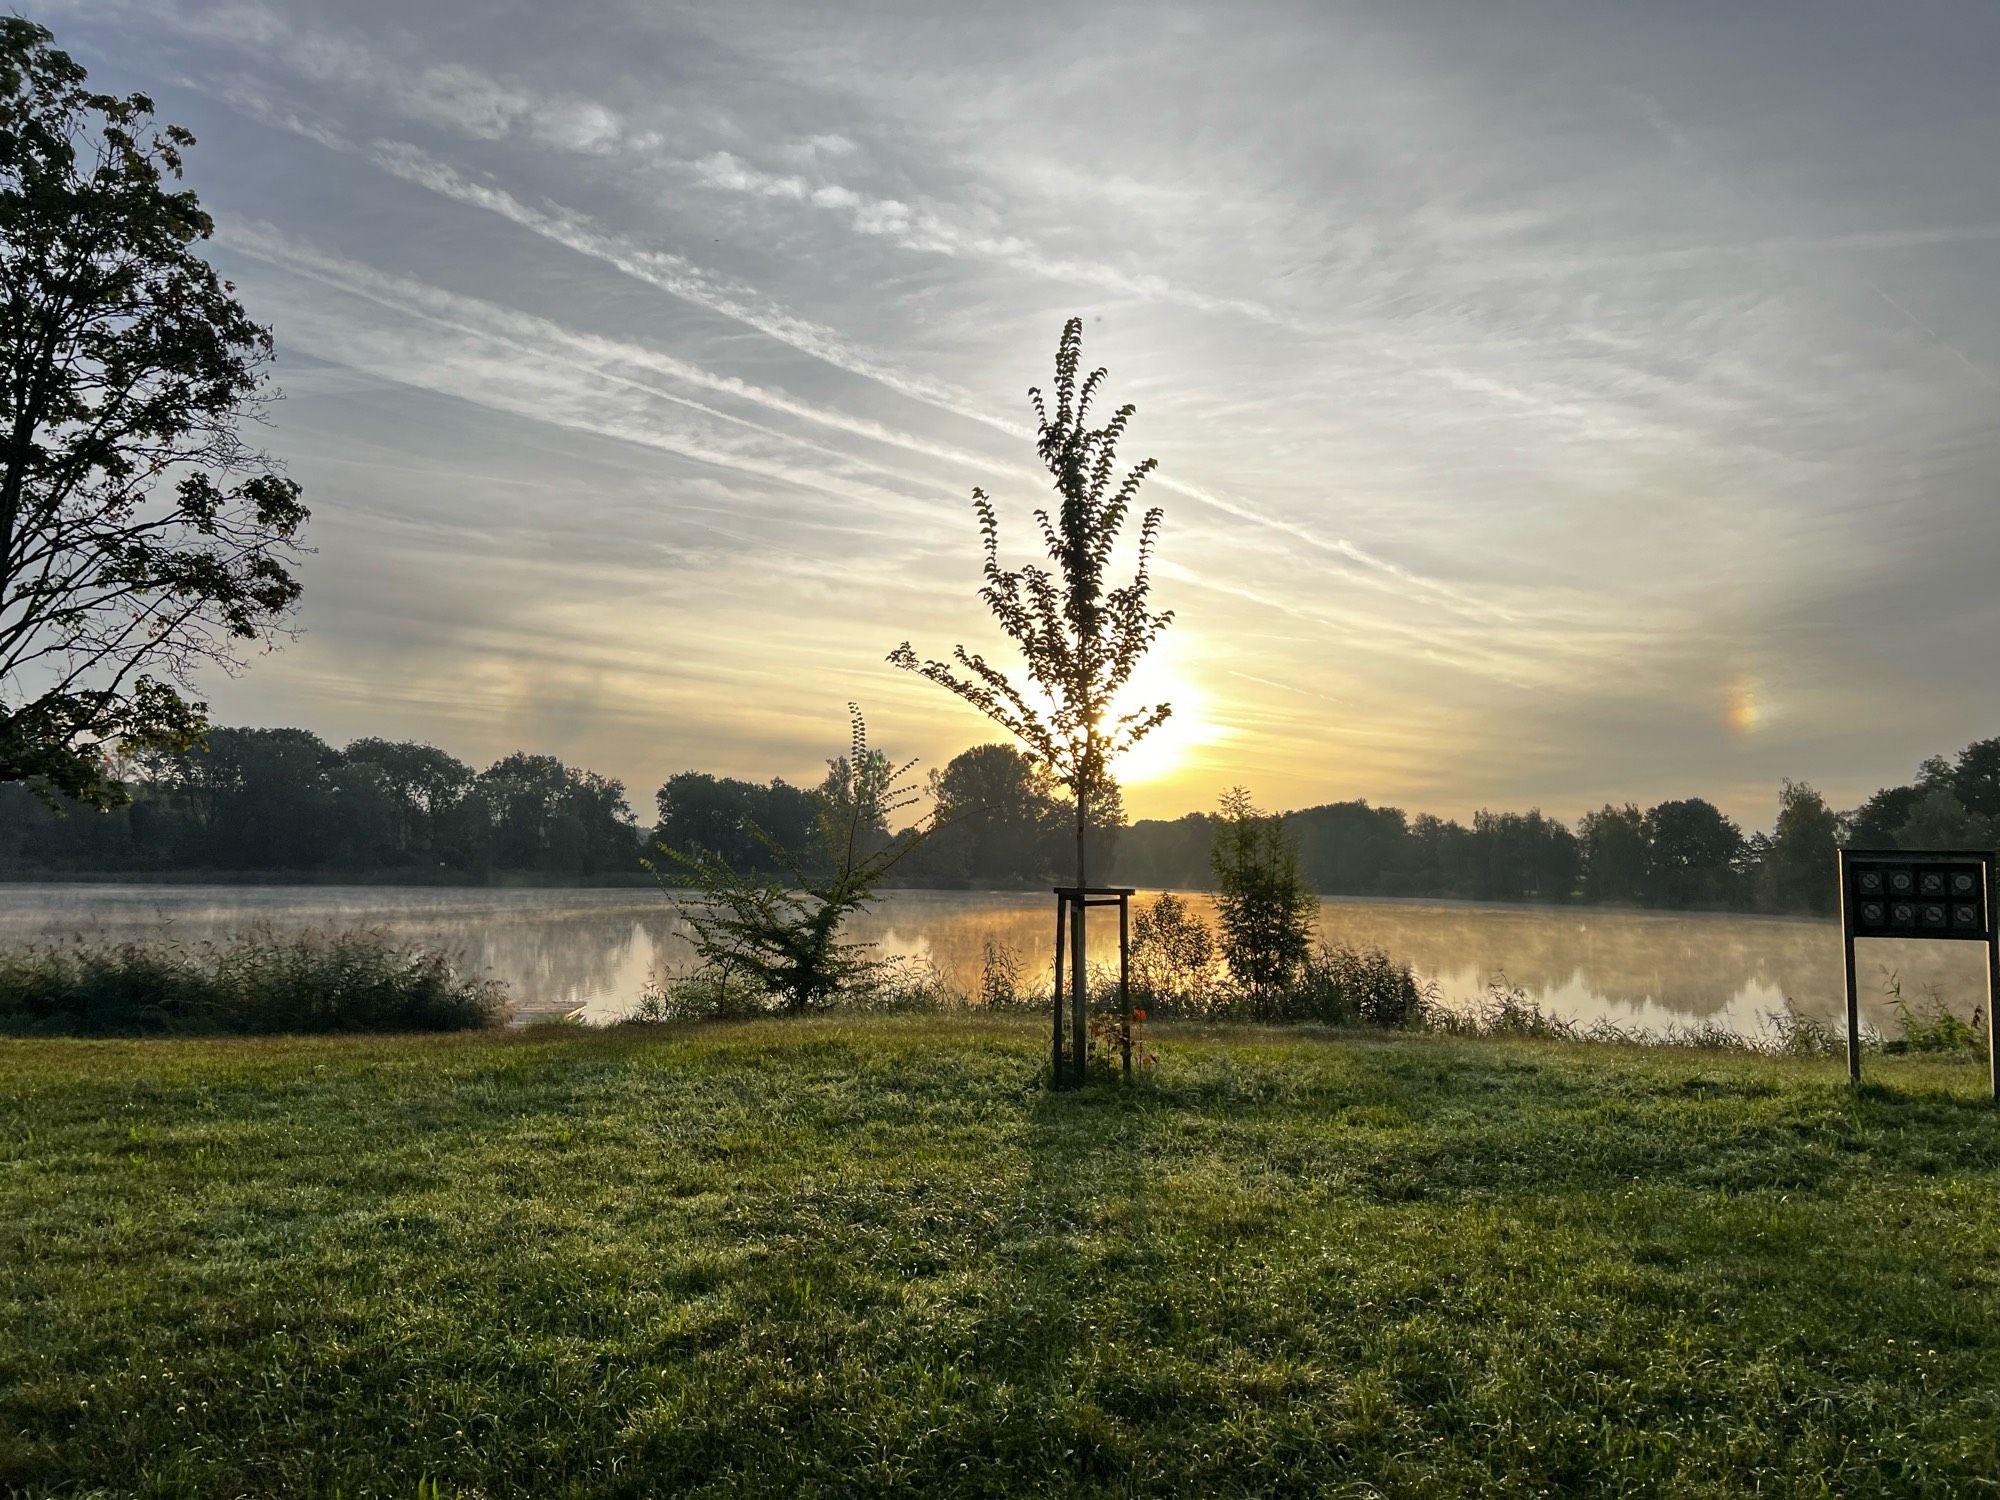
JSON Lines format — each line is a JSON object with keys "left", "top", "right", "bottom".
{"left": 0, "top": 928, "right": 509, "bottom": 1035}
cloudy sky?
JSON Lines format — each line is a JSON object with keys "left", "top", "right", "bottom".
{"left": 40, "top": 0, "right": 2000, "bottom": 825}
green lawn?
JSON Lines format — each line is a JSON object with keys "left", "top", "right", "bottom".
{"left": 2, "top": 1018, "right": 1997, "bottom": 1497}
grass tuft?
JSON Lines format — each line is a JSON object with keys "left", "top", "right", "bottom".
{"left": 0, "top": 927, "right": 510, "bottom": 1036}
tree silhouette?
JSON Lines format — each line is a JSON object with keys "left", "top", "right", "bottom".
{"left": 0, "top": 20, "right": 307, "bottom": 806}
{"left": 891, "top": 318, "right": 1172, "bottom": 892}
{"left": 650, "top": 707, "right": 937, "bottom": 1012}
{"left": 891, "top": 317, "right": 1172, "bottom": 1076}
{"left": 1210, "top": 787, "right": 1316, "bottom": 1005}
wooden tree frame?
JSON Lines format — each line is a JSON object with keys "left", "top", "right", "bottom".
{"left": 1050, "top": 885, "right": 1133, "bottom": 1088}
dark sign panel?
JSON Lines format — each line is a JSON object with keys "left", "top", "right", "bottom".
{"left": 1838, "top": 847, "right": 1999, "bottom": 1101}
{"left": 1844, "top": 855, "right": 1988, "bottom": 941}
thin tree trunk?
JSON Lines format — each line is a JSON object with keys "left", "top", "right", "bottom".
{"left": 1071, "top": 744, "right": 1089, "bottom": 1085}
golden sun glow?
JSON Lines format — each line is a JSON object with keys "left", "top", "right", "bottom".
{"left": 1108, "top": 651, "right": 1232, "bottom": 791}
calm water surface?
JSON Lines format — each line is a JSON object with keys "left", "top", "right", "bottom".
{"left": 0, "top": 883, "right": 1985, "bottom": 1035}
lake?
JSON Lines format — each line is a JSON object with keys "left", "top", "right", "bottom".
{"left": 3, "top": 883, "right": 1989, "bottom": 1038}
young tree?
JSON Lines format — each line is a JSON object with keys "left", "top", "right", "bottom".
{"left": 1210, "top": 787, "right": 1317, "bottom": 1009}
{"left": 890, "top": 318, "right": 1172, "bottom": 1072}
{"left": 0, "top": 21, "right": 308, "bottom": 806}
{"left": 1130, "top": 891, "right": 1218, "bottom": 1016}
{"left": 650, "top": 707, "right": 937, "bottom": 1012}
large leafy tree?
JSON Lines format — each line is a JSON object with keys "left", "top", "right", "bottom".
{"left": 1641, "top": 798, "right": 1745, "bottom": 909}
{"left": 341, "top": 738, "right": 473, "bottom": 859}
{"left": 0, "top": 20, "right": 307, "bottom": 806}
{"left": 1756, "top": 779, "right": 1840, "bottom": 914}
{"left": 653, "top": 770, "right": 819, "bottom": 875}
{"left": 919, "top": 742, "right": 1063, "bottom": 884}
{"left": 1578, "top": 803, "right": 1649, "bottom": 904}
{"left": 468, "top": 753, "right": 635, "bottom": 874}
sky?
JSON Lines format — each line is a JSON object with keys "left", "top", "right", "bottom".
{"left": 35, "top": 0, "right": 2000, "bottom": 826}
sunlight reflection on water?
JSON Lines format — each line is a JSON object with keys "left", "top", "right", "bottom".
{"left": 0, "top": 884, "right": 1983, "bottom": 1036}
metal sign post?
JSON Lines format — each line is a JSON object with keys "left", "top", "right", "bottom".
{"left": 1837, "top": 847, "right": 2000, "bottom": 1100}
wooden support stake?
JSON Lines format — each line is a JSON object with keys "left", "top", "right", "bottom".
{"left": 1987, "top": 853, "right": 1999, "bottom": 1104}
{"left": 1839, "top": 847, "right": 1861, "bottom": 1086}
{"left": 1119, "top": 893, "right": 1132, "bottom": 1080}
{"left": 1051, "top": 894, "right": 1067, "bottom": 1088}
{"left": 1071, "top": 895, "right": 1086, "bottom": 1087}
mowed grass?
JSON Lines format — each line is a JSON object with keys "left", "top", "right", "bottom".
{"left": 2, "top": 1019, "right": 1998, "bottom": 1497}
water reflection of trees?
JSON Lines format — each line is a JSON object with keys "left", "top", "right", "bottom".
{"left": 850, "top": 894, "right": 1986, "bottom": 1030}
{"left": 0, "top": 886, "right": 1985, "bottom": 1029}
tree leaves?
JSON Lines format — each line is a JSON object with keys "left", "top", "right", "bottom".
{"left": 890, "top": 317, "right": 1172, "bottom": 884}
{"left": 0, "top": 18, "right": 307, "bottom": 808}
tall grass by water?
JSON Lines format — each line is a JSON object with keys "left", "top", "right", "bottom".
{"left": 0, "top": 927, "right": 509, "bottom": 1035}
{"left": 639, "top": 937, "right": 1988, "bottom": 1061}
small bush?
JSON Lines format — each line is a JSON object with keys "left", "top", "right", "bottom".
{"left": 1881, "top": 971, "right": 1984, "bottom": 1054}
{"left": 1130, "top": 893, "right": 1220, "bottom": 1017}
{"left": 0, "top": 928, "right": 509, "bottom": 1036}
{"left": 849, "top": 956, "right": 957, "bottom": 1014}
{"left": 1435, "top": 976, "right": 1583, "bottom": 1040}
{"left": 1262, "top": 943, "right": 1438, "bottom": 1029}
{"left": 978, "top": 940, "right": 1040, "bottom": 1013}
{"left": 1762, "top": 1003, "right": 1854, "bottom": 1058}
{"left": 631, "top": 955, "right": 959, "bottom": 1023}
{"left": 630, "top": 964, "right": 772, "bottom": 1023}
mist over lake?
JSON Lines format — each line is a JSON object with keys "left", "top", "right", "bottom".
{"left": 2, "top": 884, "right": 1982, "bottom": 1036}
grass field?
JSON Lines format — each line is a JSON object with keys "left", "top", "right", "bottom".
{"left": 3, "top": 1017, "right": 1998, "bottom": 1497}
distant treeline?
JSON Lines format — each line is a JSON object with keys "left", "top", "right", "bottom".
{"left": 1, "top": 729, "right": 640, "bottom": 880}
{"left": 7, "top": 727, "right": 2000, "bottom": 915}
{"left": 1109, "top": 738, "right": 2000, "bottom": 917}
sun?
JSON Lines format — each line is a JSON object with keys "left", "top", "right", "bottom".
{"left": 1107, "top": 651, "right": 1226, "bottom": 788}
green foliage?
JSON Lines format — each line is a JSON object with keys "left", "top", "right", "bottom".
{"left": 1846, "top": 783, "right": 1924, "bottom": 848}
{"left": 976, "top": 938, "right": 1030, "bottom": 1011}
{"left": 648, "top": 707, "right": 936, "bottom": 1013}
{"left": 1641, "top": 798, "right": 1746, "bottom": 908}
{"left": 1467, "top": 807, "right": 1579, "bottom": 902}
{"left": 1756, "top": 778, "right": 1840, "bottom": 914}
{"left": 0, "top": 20, "right": 308, "bottom": 807}
{"left": 0, "top": 927, "right": 508, "bottom": 1034}
{"left": 1842, "top": 735, "right": 2000, "bottom": 856}
{"left": 0, "top": 726, "right": 637, "bottom": 876}
{"left": 1880, "top": 970, "right": 1986, "bottom": 1055}
{"left": 891, "top": 317, "right": 1171, "bottom": 886}
{"left": 634, "top": 954, "right": 959, "bottom": 1022}
{"left": 4, "top": 1019, "right": 2000, "bottom": 1495}
{"left": 468, "top": 752, "right": 636, "bottom": 875}
{"left": 1210, "top": 787, "right": 1316, "bottom": 995}
{"left": 653, "top": 770, "right": 819, "bottom": 876}
{"left": 1577, "top": 803, "right": 1648, "bottom": 903}
{"left": 1283, "top": 943, "right": 1439, "bottom": 1028}
{"left": 1129, "top": 891, "right": 1218, "bottom": 1013}
{"left": 632, "top": 964, "right": 788, "bottom": 1023}
{"left": 1762, "top": 1002, "right": 1849, "bottom": 1058}
{"left": 1113, "top": 794, "right": 1749, "bottom": 912}
{"left": 1893, "top": 786, "right": 1995, "bottom": 851}
{"left": 909, "top": 743, "right": 1079, "bottom": 885}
